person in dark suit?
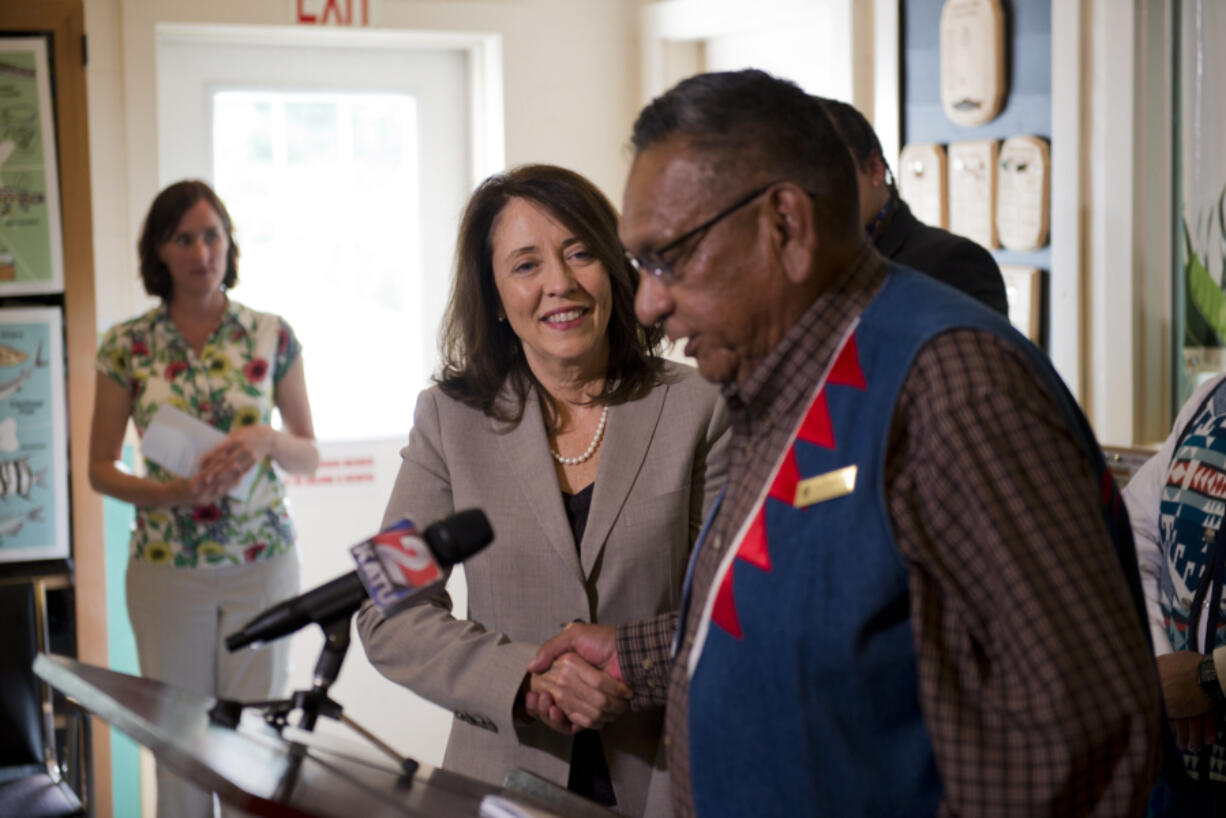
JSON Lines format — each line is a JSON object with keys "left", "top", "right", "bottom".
{"left": 819, "top": 97, "right": 1009, "bottom": 316}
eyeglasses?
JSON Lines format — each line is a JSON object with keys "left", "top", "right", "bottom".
{"left": 624, "top": 179, "right": 783, "bottom": 285}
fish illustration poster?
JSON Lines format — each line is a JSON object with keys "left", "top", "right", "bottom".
{"left": 0, "top": 307, "right": 68, "bottom": 561}
{"left": 0, "top": 37, "right": 65, "bottom": 295}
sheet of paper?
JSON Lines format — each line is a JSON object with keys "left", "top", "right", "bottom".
{"left": 141, "top": 404, "right": 258, "bottom": 501}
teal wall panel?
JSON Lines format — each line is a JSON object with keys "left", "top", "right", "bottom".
{"left": 105, "top": 445, "right": 141, "bottom": 818}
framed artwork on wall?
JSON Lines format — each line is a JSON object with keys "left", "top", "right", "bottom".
{"left": 0, "top": 36, "right": 65, "bottom": 295}
{"left": 0, "top": 307, "right": 68, "bottom": 562}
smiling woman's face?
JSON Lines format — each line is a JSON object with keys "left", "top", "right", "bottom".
{"left": 490, "top": 196, "right": 612, "bottom": 380}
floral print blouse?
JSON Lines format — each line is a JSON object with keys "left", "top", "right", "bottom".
{"left": 96, "top": 299, "right": 302, "bottom": 568}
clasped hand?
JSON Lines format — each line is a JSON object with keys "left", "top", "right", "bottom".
{"left": 522, "top": 623, "right": 629, "bottom": 735}
{"left": 164, "top": 424, "right": 275, "bottom": 507}
{"left": 1158, "top": 650, "right": 1220, "bottom": 752}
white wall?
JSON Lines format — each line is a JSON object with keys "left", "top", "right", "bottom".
{"left": 1071, "top": 0, "right": 1175, "bottom": 445}
{"left": 84, "top": 0, "right": 133, "bottom": 343}
{"left": 639, "top": 0, "right": 862, "bottom": 102}
{"left": 703, "top": 21, "right": 850, "bottom": 99}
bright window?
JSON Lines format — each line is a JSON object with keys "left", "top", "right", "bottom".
{"left": 212, "top": 90, "right": 421, "bottom": 440}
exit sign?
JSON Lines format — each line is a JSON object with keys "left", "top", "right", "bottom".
{"left": 292, "top": 0, "right": 377, "bottom": 26}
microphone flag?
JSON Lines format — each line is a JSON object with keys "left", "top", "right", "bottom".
{"left": 351, "top": 517, "right": 445, "bottom": 616}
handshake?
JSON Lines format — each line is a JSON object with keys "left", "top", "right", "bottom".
{"left": 520, "top": 623, "right": 628, "bottom": 735}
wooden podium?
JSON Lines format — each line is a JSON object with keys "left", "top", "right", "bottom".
{"left": 33, "top": 654, "right": 586, "bottom": 818}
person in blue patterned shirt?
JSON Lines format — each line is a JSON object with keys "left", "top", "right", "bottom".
{"left": 1125, "top": 372, "right": 1226, "bottom": 815}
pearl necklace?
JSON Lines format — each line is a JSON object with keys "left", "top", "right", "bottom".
{"left": 551, "top": 405, "right": 609, "bottom": 466}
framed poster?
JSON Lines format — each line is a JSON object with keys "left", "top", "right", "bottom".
{"left": 0, "top": 37, "right": 65, "bottom": 295}
{"left": 0, "top": 307, "right": 68, "bottom": 562}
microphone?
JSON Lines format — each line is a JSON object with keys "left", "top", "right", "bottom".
{"left": 225, "top": 509, "right": 493, "bottom": 651}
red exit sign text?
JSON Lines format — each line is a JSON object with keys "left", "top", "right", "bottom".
{"left": 295, "top": 0, "right": 373, "bottom": 26}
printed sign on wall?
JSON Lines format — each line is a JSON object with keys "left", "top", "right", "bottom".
{"left": 0, "top": 307, "right": 68, "bottom": 562}
{"left": 0, "top": 37, "right": 65, "bottom": 295}
{"left": 291, "top": 0, "right": 378, "bottom": 26}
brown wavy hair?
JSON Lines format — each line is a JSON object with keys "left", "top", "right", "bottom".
{"left": 437, "top": 164, "right": 665, "bottom": 426}
{"left": 138, "top": 180, "right": 239, "bottom": 301}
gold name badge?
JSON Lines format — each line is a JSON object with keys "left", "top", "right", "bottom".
{"left": 793, "top": 465, "right": 858, "bottom": 508}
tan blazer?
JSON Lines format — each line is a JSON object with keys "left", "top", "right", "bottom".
{"left": 356, "top": 362, "right": 728, "bottom": 817}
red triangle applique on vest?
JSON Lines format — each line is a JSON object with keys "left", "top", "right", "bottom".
{"left": 708, "top": 329, "right": 867, "bottom": 640}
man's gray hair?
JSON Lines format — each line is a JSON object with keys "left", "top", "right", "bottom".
{"left": 630, "top": 69, "right": 861, "bottom": 236}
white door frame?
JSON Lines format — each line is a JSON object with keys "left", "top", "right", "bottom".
{"left": 121, "top": 20, "right": 503, "bottom": 322}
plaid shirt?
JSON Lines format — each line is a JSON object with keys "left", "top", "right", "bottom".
{"left": 616, "top": 246, "right": 1162, "bottom": 816}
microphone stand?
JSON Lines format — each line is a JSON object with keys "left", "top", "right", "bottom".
{"left": 208, "top": 612, "right": 419, "bottom": 779}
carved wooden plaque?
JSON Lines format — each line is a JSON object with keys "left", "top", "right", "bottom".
{"left": 1000, "top": 264, "right": 1041, "bottom": 341}
{"left": 947, "top": 139, "right": 999, "bottom": 249}
{"left": 996, "top": 135, "right": 1050, "bottom": 251}
{"left": 940, "top": 0, "right": 1006, "bottom": 127}
{"left": 898, "top": 143, "right": 948, "bottom": 228}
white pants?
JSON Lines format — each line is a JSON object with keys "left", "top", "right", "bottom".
{"left": 126, "top": 550, "right": 300, "bottom": 818}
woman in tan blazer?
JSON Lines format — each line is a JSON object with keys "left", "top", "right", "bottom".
{"left": 356, "top": 165, "right": 728, "bottom": 817}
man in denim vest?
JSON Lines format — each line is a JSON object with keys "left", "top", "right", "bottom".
{"left": 528, "top": 69, "right": 1162, "bottom": 817}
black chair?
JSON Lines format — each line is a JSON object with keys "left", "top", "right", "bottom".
{"left": 0, "top": 578, "right": 87, "bottom": 817}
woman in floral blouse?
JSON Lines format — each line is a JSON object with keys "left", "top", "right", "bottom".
{"left": 89, "top": 180, "right": 319, "bottom": 818}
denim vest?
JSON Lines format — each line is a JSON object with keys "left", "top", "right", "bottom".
{"left": 682, "top": 266, "right": 1143, "bottom": 817}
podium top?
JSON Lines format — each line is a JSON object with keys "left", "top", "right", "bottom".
{"left": 34, "top": 654, "right": 569, "bottom": 818}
